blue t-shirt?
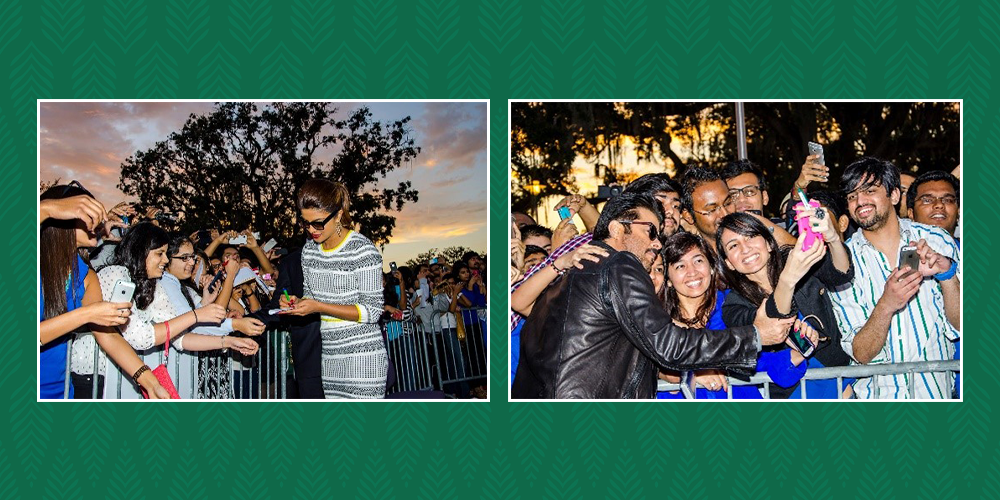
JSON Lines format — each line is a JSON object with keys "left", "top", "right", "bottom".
{"left": 39, "top": 255, "right": 86, "bottom": 399}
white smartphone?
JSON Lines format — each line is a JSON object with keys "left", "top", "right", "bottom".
{"left": 229, "top": 235, "right": 248, "bottom": 245}
{"left": 268, "top": 308, "right": 295, "bottom": 315}
{"left": 261, "top": 238, "right": 277, "bottom": 252}
{"left": 110, "top": 280, "right": 136, "bottom": 304}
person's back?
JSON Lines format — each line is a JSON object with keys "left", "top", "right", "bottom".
{"left": 513, "top": 242, "right": 760, "bottom": 399}
{"left": 512, "top": 246, "right": 647, "bottom": 398}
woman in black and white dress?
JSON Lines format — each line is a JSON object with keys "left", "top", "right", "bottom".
{"left": 279, "top": 179, "right": 387, "bottom": 399}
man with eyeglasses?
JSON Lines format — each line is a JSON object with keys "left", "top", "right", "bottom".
{"left": 512, "top": 192, "right": 794, "bottom": 399}
{"left": 830, "top": 158, "right": 960, "bottom": 399}
{"left": 721, "top": 159, "right": 796, "bottom": 246}
{"left": 679, "top": 165, "right": 735, "bottom": 253}
{"left": 906, "top": 170, "right": 960, "bottom": 240}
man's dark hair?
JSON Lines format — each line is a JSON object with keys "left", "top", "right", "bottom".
{"left": 721, "top": 159, "right": 768, "bottom": 191}
{"left": 623, "top": 173, "right": 681, "bottom": 197}
{"left": 593, "top": 192, "right": 663, "bottom": 241}
{"left": 807, "top": 190, "right": 846, "bottom": 220}
{"left": 841, "top": 157, "right": 901, "bottom": 198}
{"left": 679, "top": 165, "right": 723, "bottom": 213}
{"left": 461, "top": 251, "right": 480, "bottom": 265}
{"left": 523, "top": 245, "right": 549, "bottom": 259}
{"left": 906, "top": 170, "right": 960, "bottom": 209}
{"left": 520, "top": 224, "right": 553, "bottom": 241}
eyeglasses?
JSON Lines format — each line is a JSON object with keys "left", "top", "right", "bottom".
{"left": 170, "top": 254, "right": 197, "bottom": 263}
{"left": 916, "top": 194, "right": 957, "bottom": 206}
{"left": 728, "top": 185, "right": 761, "bottom": 200}
{"left": 58, "top": 180, "right": 86, "bottom": 197}
{"left": 691, "top": 196, "right": 735, "bottom": 217}
{"left": 618, "top": 220, "right": 659, "bottom": 241}
{"left": 299, "top": 210, "right": 339, "bottom": 231}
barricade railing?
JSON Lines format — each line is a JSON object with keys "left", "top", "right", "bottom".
{"left": 64, "top": 328, "right": 290, "bottom": 400}
{"left": 383, "top": 318, "right": 435, "bottom": 395}
{"left": 659, "top": 360, "right": 961, "bottom": 399}
{"left": 427, "top": 307, "right": 488, "bottom": 398}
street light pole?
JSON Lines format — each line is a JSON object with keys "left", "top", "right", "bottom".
{"left": 735, "top": 102, "right": 747, "bottom": 160}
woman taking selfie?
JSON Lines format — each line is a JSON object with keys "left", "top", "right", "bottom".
{"left": 716, "top": 210, "right": 853, "bottom": 399}
{"left": 94, "top": 223, "right": 259, "bottom": 399}
{"left": 656, "top": 232, "right": 810, "bottom": 399}
{"left": 276, "top": 179, "right": 387, "bottom": 399}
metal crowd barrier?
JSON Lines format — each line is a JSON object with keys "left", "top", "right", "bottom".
{"left": 64, "top": 329, "right": 291, "bottom": 400}
{"left": 427, "top": 307, "right": 488, "bottom": 398}
{"left": 659, "top": 360, "right": 961, "bottom": 399}
{"left": 383, "top": 318, "right": 435, "bottom": 395}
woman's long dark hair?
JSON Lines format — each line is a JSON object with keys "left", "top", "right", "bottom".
{"left": 168, "top": 235, "right": 198, "bottom": 311}
{"left": 661, "top": 232, "right": 720, "bottom": 328}
{"left": 40, "top": 184, "right": 93, "bottom": 319}
{"left": 715, "top": 212, "right": 787, "bottom": 306}
{"left": 108, "top": 222, "right": 170, "bottom": 310}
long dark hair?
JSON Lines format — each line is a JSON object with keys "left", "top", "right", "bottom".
{"left": 40, "top": 184, "right": 93, "bottom": 319}
{"left": 108, "top": 222, "right": 170, "bottom": 310}
{"left": 661, "top": 232, "right": 720, "bottom": 328}
{"left": 167, "top": 235, "right": 198, "bottom": 311}
{"left": 715, "top": 212, "right": 786, "bottom": 306}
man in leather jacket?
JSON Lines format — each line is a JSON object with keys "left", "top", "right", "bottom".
{"left": 512, "top": 193, "right": 794, "bottom": 399}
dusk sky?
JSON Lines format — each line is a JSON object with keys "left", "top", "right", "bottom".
{"left": 39, "top": 101, "right": 488, "bottom": 270}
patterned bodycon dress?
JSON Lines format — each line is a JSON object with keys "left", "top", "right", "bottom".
{"left": 301, "top": 231, "right": 387, "bottom": 399}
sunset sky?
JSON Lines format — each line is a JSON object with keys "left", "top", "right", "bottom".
{"left": 39, "top": 101, "right": 488, "bottom": 270}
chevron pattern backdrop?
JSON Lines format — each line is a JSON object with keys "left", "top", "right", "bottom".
{"left": 10, "top": 0, "right": 988, "bottom": 498}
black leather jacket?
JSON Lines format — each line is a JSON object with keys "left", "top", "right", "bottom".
{"left": 511, "top": 241, "right": 760, "bottom": 399}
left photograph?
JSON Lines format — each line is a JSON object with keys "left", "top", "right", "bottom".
{"left": 38, "top": 100, "right": 489, "bottom": 401}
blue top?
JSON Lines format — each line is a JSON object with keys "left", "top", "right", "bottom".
{"left": 39, "top": 255, "right": 86, "bottom": 399}
{"left": 659, "top": 290, "right": 806, "bottom": 399}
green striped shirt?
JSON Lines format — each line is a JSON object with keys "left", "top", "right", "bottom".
{"left": 830, "top": 219, "right": 960, "bottom": 399}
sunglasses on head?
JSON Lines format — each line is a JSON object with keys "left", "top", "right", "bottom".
{"left": 299, "top": 210, "right": 339, "bottom": 231}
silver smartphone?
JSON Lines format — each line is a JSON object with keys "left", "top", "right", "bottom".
{"left": 899, "top": 245, "right": 920, "bottom": 271}
{"left": 229, "top": 234, "right": 248, "bottom": 245}
{"left": 807, "top": 141, "right": 825, "bottom": 165}
{"left": 261, "top": 238, "right": 277, "bottom": 252}
{"left": 110, "top": 280, "right": 136, "bottom": 304}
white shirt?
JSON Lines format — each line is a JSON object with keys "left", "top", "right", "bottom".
{"left": 830, "top": 219, "right": 961, "bottom": 399}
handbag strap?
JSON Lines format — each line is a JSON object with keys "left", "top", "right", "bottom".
{"left": 164, "top": 320, "right": 171, "bottom": 361}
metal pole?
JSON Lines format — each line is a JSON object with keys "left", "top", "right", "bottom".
{"left": 735, "top": 102, "right": 747, "bottom": 160}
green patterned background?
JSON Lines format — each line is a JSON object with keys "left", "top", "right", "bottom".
{"left": 10, "top": 0, "right": 989, "bottom": 498}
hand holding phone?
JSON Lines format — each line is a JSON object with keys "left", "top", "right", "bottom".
{"left": 794, "top": 189, "right": 823, "bottom": 251}
{"left": 261, "top": 238, "right": 277, "bottom": 253}
{"left": 557, "top": 206, "right": 572, "bottom": 220}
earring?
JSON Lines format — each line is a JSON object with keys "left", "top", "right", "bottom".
{"left": 336, "top": 223, "right": 342, "bottom": 236}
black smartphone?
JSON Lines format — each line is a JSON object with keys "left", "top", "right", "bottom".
{"left": 746, "top": 209, "right": 763, "bottom": 216}
{"left": 790, "top": 314, "right": 816, "bottom": 357}
{"left": 207, "top": 270, "right": 226, "bottom": 293}
{"left": 390, "top": 262, "right": 397, "bottom": 273}
{"left": 597, "top": 185, "right": 622, "bottom": 200}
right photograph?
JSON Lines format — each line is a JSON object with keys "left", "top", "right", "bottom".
{"left": 509, "top": 100, "right": 961, "bottom": 400}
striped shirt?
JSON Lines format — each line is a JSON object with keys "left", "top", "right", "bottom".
{"left": 509, "top": 232, "right": 593, "bottom": 332}
{"left": 830, "top": 219, "right": 961, "bottom": 399}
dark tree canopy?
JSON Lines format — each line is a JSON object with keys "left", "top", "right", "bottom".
{"left": 511, "top": 102, "right": 960, "bottom": 214}
{"left": 119, "top": 102, "right": 420, "bottom": 246}
{"left": 404, "top": 246, "right": 480, "bottom": 269}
